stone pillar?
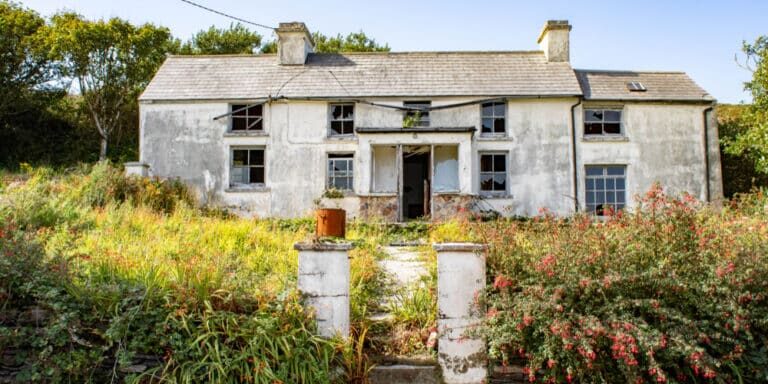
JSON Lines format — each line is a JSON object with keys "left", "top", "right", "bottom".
{"left": 434, "top": 243, "right": 487, "bottom": 384}
{"left": 124, "top": 162, "right": 149, "bottom": 177}
{"left": 294, "top": 242, "right": 352, "bottom": 338}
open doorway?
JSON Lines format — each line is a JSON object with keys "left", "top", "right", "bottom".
{"left": 402, "top": 146, "right": 431, "bottom": 220}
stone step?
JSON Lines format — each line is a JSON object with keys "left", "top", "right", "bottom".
{"left": 369, "top": 356, "right": 440, "bottom": 384}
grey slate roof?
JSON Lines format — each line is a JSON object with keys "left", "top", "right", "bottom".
{"left": 139, "top": 51, "right": 583, "bottom": 101}
{"left": 575, "top": 70, "right": 714, "bottom": 102}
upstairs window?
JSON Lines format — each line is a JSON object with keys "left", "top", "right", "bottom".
{"left": 584, "top": 109, "right": 621, "bottom": 136}
{"left": 585, "top": 165, "right": 626, "bottom": 215}
{"left": 231, "top": 104, "right": 263, "bottom": 131}
{"left": 329, "top": 103, "right": 354, "bottom": 136}
{"left": 480, "top": 153, "right": 507, "bottom": 194}
{"left": 231, "top": 148, "right": 265, "bottom": 186}
{"left": 403, "top": 101, "right": 431, "bottom": 127}
{"left": 481, "top": 101, "right": 506, "bottom": 135}
{"left": 327, "top": 154, "right": 354, "bottom": 191}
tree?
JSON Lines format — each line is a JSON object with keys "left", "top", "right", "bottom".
{"left": 179, "top": 23, "right": 262, "bottom": 55}
{"left": 42, "top": 13, "right": 176, "bottom": 160}
{"left": 260, "top": 31, "right": 390, "bottom": 54}
{"left": 726, "top": 37, "right": 768, "bottom": 174}
{"left": 717, "top": 104, "right": 768, "bottom": 196}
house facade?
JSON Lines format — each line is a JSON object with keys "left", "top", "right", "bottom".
{"left": 135, "top": 20, "right": 722, "bottom": 221}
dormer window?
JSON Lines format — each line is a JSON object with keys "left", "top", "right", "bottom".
{"left": 584, "top": 109, "right": 622, "bottom": 136}
{"left": 403, "top": 101, "right": 431, "bottom": 127}
{"left": 231, "top": 104, "right": 263, "bottom": 131}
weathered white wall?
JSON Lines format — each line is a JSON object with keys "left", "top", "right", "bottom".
{"left": 139, "top": 96, "right": 717, "bottom": 219}
{"left": 575, "top": 103, "right": 715, "bottom": 210}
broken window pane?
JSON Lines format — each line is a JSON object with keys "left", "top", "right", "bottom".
{"left": 329, "top": 103, "right": 355, "bottom": 136}
{"left": 584, "top": 109, "right": 622, "bottom": 136}
{"left": 404, "top": 101, "right": 431, "bottom": 127}
{"left": 230, "top": 148, "right": 265, "bottom": 186}
{"left": 230, "top": 104, "right": 263, "bottom": 131}
{"left": 481, "top": 102, "right": 506, "bottom": 135}
{"left": 480, "top": 153, "right": 507, "bottom": 194}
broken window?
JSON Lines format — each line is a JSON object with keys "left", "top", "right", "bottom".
{"left": 327, "top": 153, "right": 354, "bottom": 191}
{"left": 329, "top": 103, "right": 354, "bottom": 136}
{"left": 584, "top": 109, "right": 622, "bottom": 136}
{"left": 585, "top": 165, "right": 626, "bottom": 215}
{"left": 403, "top": 101, "right": 431, "bottom": 127}
{"left": 480, "top": 153, "right": 507, "bottom": 194}
{"left": 433, "top": 146, "right": 459, "bottom": 192}
{"left": 230, "top": 148, "right": 265, "bottom": 186}
{"left": 372, "top": 146, "right": 397, "bottom": 193}
{"left": 481, "top": 101, "right": 506, "bottom": 135}
{"left": 231, "top": 104, "right": 263, "bottom": 131}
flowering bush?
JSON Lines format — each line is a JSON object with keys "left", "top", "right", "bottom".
{"left": 479, "top": 185, "right": 768, "bottom": 383}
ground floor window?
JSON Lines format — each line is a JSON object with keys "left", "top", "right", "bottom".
{"left": 585, "top": 165, "right": 626, "bottom": 215}
{"left": 480, "top": 152, "right": 507, "bottom": 195}
{"left": 231, "top": 147, "right": 265, "bottom": 186}
{"left": 327, "top": 153, "right": 354, "bottom": 191}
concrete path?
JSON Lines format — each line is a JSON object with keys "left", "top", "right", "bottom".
{"left": 379, "top": 246, "right": 429, "bottom": 288}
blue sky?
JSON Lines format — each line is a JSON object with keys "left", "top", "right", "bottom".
{"left": 21, "top": 0, "right": 767, "bottom": 103}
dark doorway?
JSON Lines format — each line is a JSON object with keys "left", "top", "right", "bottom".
{"left": 402, "top": 147, "right": 431, "bottom": 220}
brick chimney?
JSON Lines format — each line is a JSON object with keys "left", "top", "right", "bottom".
{"left": 276, "top": 22, "right": 314, "bottom": 65}
{"left": 537, "top": 20, "right": 571, "bottom": 62}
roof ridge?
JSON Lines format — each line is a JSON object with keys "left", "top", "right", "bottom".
{"left": 575, "top": 69, "right": 687, "bottom": 75}
{"left": 167, "top": 50, "right": 546, "bottom": 59}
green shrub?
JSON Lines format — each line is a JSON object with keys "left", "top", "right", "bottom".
{"left": 478, "top": 185, "right": 768, "bottom": 383}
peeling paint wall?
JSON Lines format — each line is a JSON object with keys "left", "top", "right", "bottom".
{"left": 139, "top": 97, "right": 718, "bottom": 219}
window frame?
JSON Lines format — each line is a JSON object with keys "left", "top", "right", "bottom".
{"left": 230, "top": 104, "right": 264, "bottom": 132}
{"left": 480, "top": 101, "right": 507, "bottom": 137}
{"left": 328, "top": 103, "right": 355, "bottom": 137}
{"left": 583, "top": 108, "right": 623, "bottom": 137}
{"left": 403, "top": 101, "right": 431, "bottom": 127}
{"left": 479, "top": 152, "right": 508, "bottom": 196}
{"left": 584, "top": 165, "right": 627, "bottom": 216}
{"left": 326, "top": 153, "right": 355, "bottom": 191}
{"left": 229, "top": 146, "right": 266, "bottom": 188}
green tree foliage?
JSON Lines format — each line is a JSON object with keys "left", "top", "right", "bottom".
{"left": 718, "top": 104, "right": 768, "bottom": 196}
{"left": 41, "top": 13, "right": 176, "bottom": 160}
{"left": 260, "top": 31, "right": 390, "bottom": 54}
{"left": 178, "top": 23, "right": 262, "bottom": 55}
{"left": 725, "top": 37, "right": 768, "bottom": 174}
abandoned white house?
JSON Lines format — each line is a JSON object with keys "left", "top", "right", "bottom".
{"left": 133, "top": 20, "right": 722, "bottom": 221}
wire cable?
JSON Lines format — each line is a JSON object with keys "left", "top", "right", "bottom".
{"left": 179, "top": 0, "right": 276, "bottom": 31}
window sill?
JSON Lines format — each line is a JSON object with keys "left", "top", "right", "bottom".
{"left": 479, "top": 193, "right": 512, "bottom": 199}
{"left": 224, "top": 131, "right": 268, "bottom": 137}
{"left": 325, "top": 135, "right": 357, "bottom": 142}
{"left": 226, "top": 185, "right": 270, "bottom": 193}
{"left": 433, "top": 190, "right": 462, "bottom": 195}
{"left": 362, "top": 192, "right": 397, "bottom": 197}
{"left": 477, "top": 134, "right": 510, "bottom": 141}
{"left": 582, "top": 135, "right": 628, "bottom": 142}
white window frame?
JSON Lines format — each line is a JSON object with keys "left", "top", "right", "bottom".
{"left": 230, "top": 104, "right": 264, "bottom": 132}
{"left": 480, "top": 101, "right": 507, "bottom": 137}
{"left": 328, "top": 103, "right": 355, "bottom": 137}
{"left": 584, "top": 108, "right": 623, "bottom": 136}
{"left": 230, "top": 146, "right": 266, "bottom": 187}
{"left": 479, "top": 152, "right": 508, "bottom": 196}
{"left": 585, "top": 165, "right": 627, "bottom": 215}
{"left": 326, "top": 153, "right": 354, "bottom": 191}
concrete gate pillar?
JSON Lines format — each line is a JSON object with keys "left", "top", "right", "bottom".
{"left": 434, "top": 243, "right": 488, "bottom": 384}
{"left": 294, "top": 242, "right": 352, "bottom": 338}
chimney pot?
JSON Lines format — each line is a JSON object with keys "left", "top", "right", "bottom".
{"left": 537, "top": 20, "right": 571, "bottom": 62}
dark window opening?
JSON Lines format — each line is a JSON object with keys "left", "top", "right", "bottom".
{"left": 231, "top": 148, "right": 265, "bottom": 186}
{"left": 481, "top": 101, "right": 506, "bottom": 135}
{"left": 584, "top": 109, "right": 622, "bottom": 136}
{"left": 327, "top": 153, "right": 354, "bottom": 190}
{"left": 231, "top": 104, "right": 263, "bottom": 131}
{"left": 403, "top": 101, "right": 431, "bottom": 127}
{"left": 585, "top": 165, "right": 626, "bottom": 215}
{"left": 480, "top": 153, "right": 507, "bottom": 193}
{"left": 330, "top": 104, "right": 354, "bottom": 136}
